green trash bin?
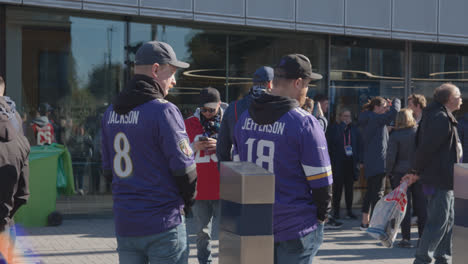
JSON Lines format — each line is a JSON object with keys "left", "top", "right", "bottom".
{"left": 14, "top": 144, "right": 75, "bottom": 227}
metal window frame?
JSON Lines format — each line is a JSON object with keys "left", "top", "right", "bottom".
{"left": 0, "top": 5, "right": 6, "bottom": 81}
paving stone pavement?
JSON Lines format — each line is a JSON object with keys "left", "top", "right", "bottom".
{"left": 13, "top": 212, "right": 417, "bottom": 263}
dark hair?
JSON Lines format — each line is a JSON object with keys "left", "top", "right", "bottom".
{"left": 434, "top": 83, "right": 457, "bottom": 105}
{"left": 362, "top": 96, "right": 386, "bottom": 111}
{"left": 313, "top": 94, "right": 328, "bottom": 102}
{"left": 408, "top": 94, "right": 427, "bottom": 109}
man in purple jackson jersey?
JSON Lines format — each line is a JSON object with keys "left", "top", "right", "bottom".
{"left": 101, "top": 41, "right": 197, "bottom": 264}
{"left": 233, "top": 54, "right": 332, "bottom": 264}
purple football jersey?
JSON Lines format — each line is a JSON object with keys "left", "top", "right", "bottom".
{"left": 101, "top": 99, "right": 195, "bottom": 237}
{"left": 233, "top": 107, "right": 333, "bottom": 242}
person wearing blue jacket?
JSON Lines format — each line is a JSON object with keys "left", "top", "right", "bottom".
{"left": 358, "top": 96, "right": 401, "bottom": 230}
{"left": 327, "top": 108, "right": 361, "bottom": 220}
{"left": 216, "top": 66, "right": 273, "bottom": 163}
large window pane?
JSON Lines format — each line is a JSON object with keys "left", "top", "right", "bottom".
{"left": 227, "top": 33, "right": 327, "bottom": 103}
{"left": 330, "top": 37, "right": 405, "bottom": 123}
{"left": 129, "top": 22, "right": 226, "bottom": 118}
{"left": 412, "top": 43, "right": 468, "bottom": 118}
{"left": 6, "top": 7, "right": 125, "bottom": 202}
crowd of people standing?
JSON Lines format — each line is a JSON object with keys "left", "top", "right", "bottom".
{"left": 98, "top": 40, "right": 463, "bottom": 264}
{"left": 1, "top": 39, "right": 464, "bottom": 264}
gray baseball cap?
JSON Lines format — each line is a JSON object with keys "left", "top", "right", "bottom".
{"left": 135, "top": 41, "right": 190, "bottom": 69}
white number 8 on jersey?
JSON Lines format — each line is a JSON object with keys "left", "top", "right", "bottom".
{"left": 113, "top": 132, "right": 133, "bottom": 178}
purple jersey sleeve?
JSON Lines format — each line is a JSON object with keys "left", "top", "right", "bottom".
{"left": 158, "top": 104, "right": 196, "bottom": 176}
{"left": 299, "top": 116, "right": 333, "bottom": 189}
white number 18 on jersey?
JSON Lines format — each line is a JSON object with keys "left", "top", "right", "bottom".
{"left": 245, "top": 138, "right": 275, "bottom": 172}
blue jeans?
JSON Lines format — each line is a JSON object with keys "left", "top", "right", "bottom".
{"left": 274, "top": 223, "right": 324, "bottom": 264}
{"left": 414, "top": 189, "right": 454, "bottom": 264}
{"left": 193, "top": 200, "right": 220, "bottom": 264}
{"left": 116, "top": 219, "right": 187, "bottom": 264}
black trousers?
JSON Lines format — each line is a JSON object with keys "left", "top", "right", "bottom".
{"left": 332, "top": 157, "right": 355, "bottom": 216}
{"left": 361, "top": 173, "right": 386, "bottom": 216}
{"left": 391, "top": 173, "right": 427, "bottom": 240}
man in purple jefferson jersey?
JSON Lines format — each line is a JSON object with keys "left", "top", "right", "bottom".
{"left": 233, "top": 54, "right": 332, "bottom": 264}
{"left": 101, "top": 41, "right": 197, "bottom": 264}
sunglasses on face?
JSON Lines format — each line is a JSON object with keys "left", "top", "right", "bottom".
{"left": 201, "top": 108, "right": 216, "bottom": 113}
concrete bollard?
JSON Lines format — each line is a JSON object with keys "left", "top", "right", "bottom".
{"left": 453, "top": 163, "right": 468, "bottom": 264}
{"left": 219, "top": 161, "right": 275, "bottom": 264}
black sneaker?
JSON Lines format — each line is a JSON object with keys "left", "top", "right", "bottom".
{"left": 344, "top": 213, "right": 358, "bottom": 220}
{"left": 359, "top": 223, "right": 369, "bottom": 231}
{"left": 324, "top": 218, "right": 343, "bottom": 230}
{"left": 397, "top": 239, "right": 414, "bottom": 248}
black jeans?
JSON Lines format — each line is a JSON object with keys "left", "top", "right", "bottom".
{"left": 361, "top": 173, "right": 386, "bottom": 216}
{"left": 332, "top": 157, "right": 355, "bottom": 216}
{"left": 390, "top": 173, "right": 427, "bottom": 241}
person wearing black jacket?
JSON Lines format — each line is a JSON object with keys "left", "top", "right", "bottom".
{"left": 404, "top": 83, "right": 462, "bottom": 264}
{"left": 0, "top": 109, "right": 30, "bottom": 262}
{"left": 386, "top": 108, "right": 426, "bottom": 248}
{"left": 327, "top": 108, "right": 361, "bottom": 220}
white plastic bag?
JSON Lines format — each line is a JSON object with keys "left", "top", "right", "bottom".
{"left": 367, "top": 180, "right": 408, "bottom": 248}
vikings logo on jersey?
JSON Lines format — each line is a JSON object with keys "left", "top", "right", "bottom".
{"left": 178, "top": 138, "right": 193, "bottom": 157}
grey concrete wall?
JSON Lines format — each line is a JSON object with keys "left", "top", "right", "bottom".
{"left": 2, "top": 0, "right": 468, "bottom": 44}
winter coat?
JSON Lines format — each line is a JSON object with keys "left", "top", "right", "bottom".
{"left": 327, "top": 122, "right": 361, "bottom": 179}
{"left": 0, "top": 113, "right": 30, "bottom": 232}
{"left": 386, "top": 127, "right": 417, "bottom": 176}
{"left": 358, "top": 98, "right": 401, "bottom": 178}
{"left": 217, "top": 94, "right": 254, "bottom": 163}
{"left": 412, "top": 101, "right": 460, "bottom": 190}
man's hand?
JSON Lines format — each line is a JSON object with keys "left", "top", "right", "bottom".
{"left": 205, "top": 138, "right": 217, "bottom": 152}
{"left": 193, "top": 138, "right": 217, "bottom": 152}
{"left": 402, "top": 173, "right": 420, "bottom": 185}
{"left": 193, "top": 140, "right": 206, "bottom": 152}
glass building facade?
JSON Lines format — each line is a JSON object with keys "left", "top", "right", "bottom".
{"left": 2, "top": 6, "right": 467, "bottom": 214}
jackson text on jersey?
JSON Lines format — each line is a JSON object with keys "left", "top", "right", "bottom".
{"left": 107, "top": 110, "right": 140, "bottom": 125}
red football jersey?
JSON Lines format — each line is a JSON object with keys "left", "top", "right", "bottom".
{"left": 184, "top": 114, "right": 220, "bottom": 200}
{"left": 32, "top": 123, "right": 55, "bottom": 145}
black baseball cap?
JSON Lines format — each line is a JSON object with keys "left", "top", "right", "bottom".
{"left": 199, "top": 87, "right": 221, "bottom": 108}
{"left": 275, "top": 54, "right": 322, "bottom": 80}
{"left": 38, "top": 103, "right": 53, "bottom": 115}
{"left": 135, "top": 41, "right": 190, "bottom": 69}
